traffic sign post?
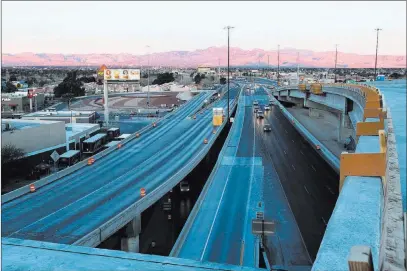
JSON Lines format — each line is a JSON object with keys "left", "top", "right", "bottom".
{"left": 50, "top": 151, "right": 60, "bottom": 172}
{"left": 252, "top": 218, "right": 276, "bottom": 250}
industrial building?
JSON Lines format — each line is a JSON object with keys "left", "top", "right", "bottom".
{"left": 1, "top": 119, "right": 66, "bottom": 153}
{"left": 22, "top": 110, "right": 97, "bottom": 124}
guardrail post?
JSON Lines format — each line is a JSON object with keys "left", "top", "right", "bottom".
{"left": 348, "top": 246, "right": 374, "bottom": 271}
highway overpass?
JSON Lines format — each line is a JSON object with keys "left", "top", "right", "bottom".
{"left": 2, "top": 85, "right": 240, "bottom": 248}
{"left": 2, "top": 80, "right": 405, "bottom": 271}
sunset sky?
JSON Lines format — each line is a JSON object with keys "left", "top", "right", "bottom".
{"left": 2, "top": 1, "right": 406, "bottom": 55}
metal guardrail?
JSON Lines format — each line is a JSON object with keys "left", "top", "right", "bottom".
{"left": 1, "top": 92, "right": 209, "bottom": 204}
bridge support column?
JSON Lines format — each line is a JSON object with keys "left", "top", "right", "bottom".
{"left": 338, "top": 112, "right": 346, "bottom": 142}
{"left": 309, "top": 108, "right": 322, "bottom": 118}
{"left": 287, "top": 96, "right": 304, "bottom": 107}
{"left": 121, "top": 214, "right": 141, "bottom": 253}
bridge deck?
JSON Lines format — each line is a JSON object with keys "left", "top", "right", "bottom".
{"left": 1, "top": 88, "right": 238, "bottom": 247}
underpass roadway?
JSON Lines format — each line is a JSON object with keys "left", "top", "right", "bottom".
{"left": 1, "top": 85, "right": 240, "bottom": 249}
{"left": 171, "top": 85, "right": 335, "bottom": 270}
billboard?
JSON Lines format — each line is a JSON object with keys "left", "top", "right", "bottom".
{"left": 27, "top": 89, "right": 34, "bottom": 98}
{"left": 97, "top": 64, "right": 108, "bottom": 79}
{"left": 104, "top": 69, "right": 140, "bottom": 81}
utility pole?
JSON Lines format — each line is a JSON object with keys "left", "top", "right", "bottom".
{"left": 334, "top": 44, "right": 338, "bottom": 83}
{"left": 224, "top": 26, "right": 234, "bottom": 123}
{"left": 277, "top": 45, "right": 280, "bottom": 85}
{"left": 374, "top": 28, "right": 382, "bottom": 80}
{"left": 146, "top": 45, "right": 151, "bottom": 109}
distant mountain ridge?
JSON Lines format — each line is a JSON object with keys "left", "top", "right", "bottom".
{"left": 2, "top": 46, "right": 406, "bottom": 68}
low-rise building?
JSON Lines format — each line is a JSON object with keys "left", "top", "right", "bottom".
{"left": 22, "top": 110, "right": 97, "bottom": 124}
{"left": 1, "top": 92, "right": 45, "bottom": 112}
{"left": 1, "top": 119, "right": 66, "bottom": 153}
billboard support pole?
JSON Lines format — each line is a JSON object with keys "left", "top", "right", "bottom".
{"left": 104, "top": 80, "right": 109, "bottom": 126}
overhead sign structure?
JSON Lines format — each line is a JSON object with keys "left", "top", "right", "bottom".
{"left": 104, "top": 69, "right": 140, "bottom": 81}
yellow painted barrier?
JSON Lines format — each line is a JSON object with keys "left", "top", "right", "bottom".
{"left": 339, "top": 130, "right": 387, "bottom": 191}
{"left": 363, "top": 108, "right": 387, "bottom": 120}
{"left": 356, "top": 121, "right": 385, "bottom": 136}
{"left": 298, "top": 84, "right": 306, "bottom": 92}
{"left": 339, "top": 152, "right": 386, "bottom": 191}
{"left": 365, "top": 100, "right": 381, "bottom": 109}
{"left": 310, "top": 83, "right": 323, "bottom": 95}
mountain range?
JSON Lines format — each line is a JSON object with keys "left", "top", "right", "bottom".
{"left": 2, "top": 47, "right": 406, "bottom": 68}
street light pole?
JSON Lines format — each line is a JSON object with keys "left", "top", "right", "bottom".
{"left": 374, "top": 28, "right": 382, "bottom": 80}
{"left": 224, "top": 26, "right": 234, "bottom": 123}
{"left": 334, "top": 44, "right": 338, "bottom": 83}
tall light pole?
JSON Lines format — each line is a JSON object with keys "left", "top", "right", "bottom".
{"left": 146, "top": 45, "right": 151, "bottom": 108}
{"left": 374, "top": 28, "right": 382, "bottom": 80}
{"left": 224, "top": 26, "right": 234, "bottom": 122}
{"left": 277, "top": 45, "right": 280, "bottom": 85}
{"left": 297, "top": 52, "right": 300, "bottom": 84}
{"left": 334, "top": 44, "right": 338, "bottom": 83}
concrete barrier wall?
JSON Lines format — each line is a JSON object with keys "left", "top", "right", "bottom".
{"left": 289, "top": 90, "right": 305, "bottom": 99}
{"left": 308, "top": 93, "right": 346, "bottom": 112}
{"left": 378, "top": 108, "right": 406, "bottom": 270}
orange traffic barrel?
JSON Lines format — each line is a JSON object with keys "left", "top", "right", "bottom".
{"left": 136, "top": 133, "right": 140, "bottom": 138}
{"left": 29, "top": 184, "right": 36, "bottom": 193}
{"left": 140, "top": 188, "right": 146, "bottom": 197}
{"left": 87, "top": 158, "right": 93, "bottom": 165}
{"left": 316, "top": 145, "right": 321, "bottom": 150}
{"left": 204, "top": 139, "right": 208, "bottom": 144}
{"left": 117, "top": 143, "right": 122, "bottom": 149}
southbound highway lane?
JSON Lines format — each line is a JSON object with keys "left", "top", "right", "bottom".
{"left": 258, "top": 97, "right": 339, "bottom": 261}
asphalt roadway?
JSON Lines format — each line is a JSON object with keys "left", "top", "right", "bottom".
{"left": 258, "top": 88, "right": 339, "bottom": 262}
{"left": 174, "top": 85, "right": 338, "bottom": 270}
